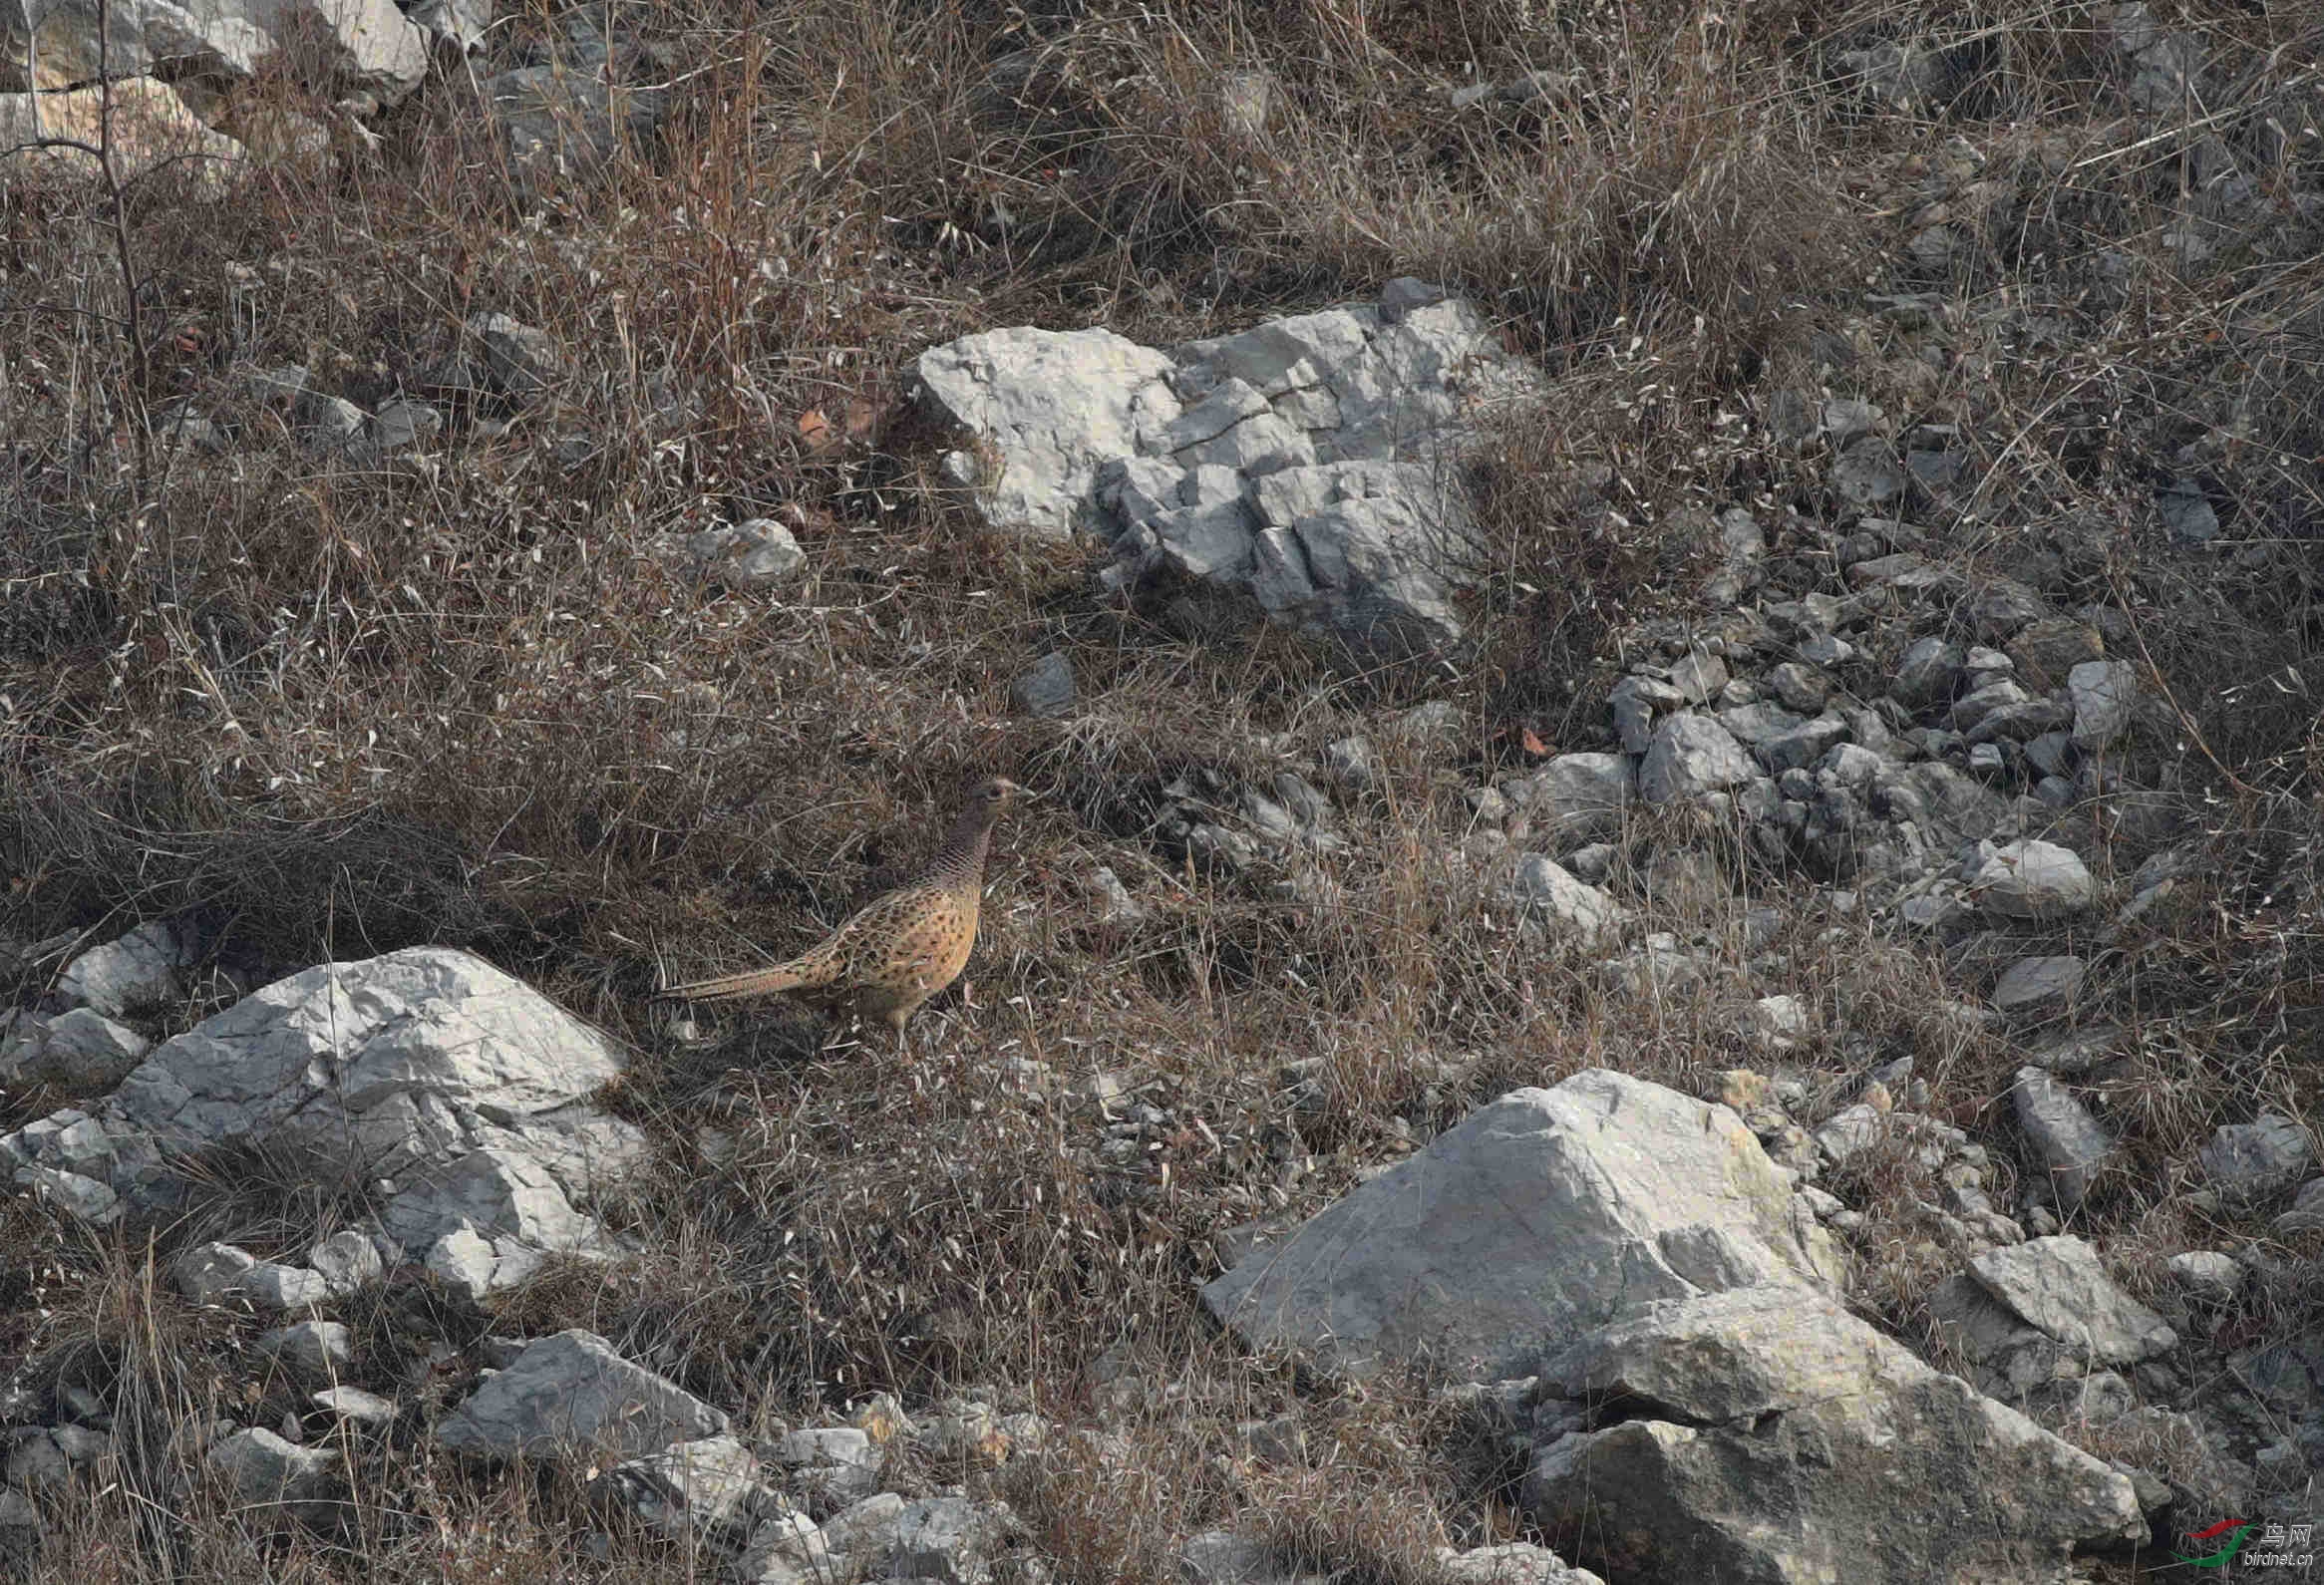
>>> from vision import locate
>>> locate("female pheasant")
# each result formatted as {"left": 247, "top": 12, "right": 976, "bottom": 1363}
{"left": 658, "top": 777, "right": 1022, "bottom": 1056}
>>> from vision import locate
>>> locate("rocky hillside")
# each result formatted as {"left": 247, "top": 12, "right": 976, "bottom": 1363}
{"left": 1, "top": 0, "right": 2320, "bottom": 1580}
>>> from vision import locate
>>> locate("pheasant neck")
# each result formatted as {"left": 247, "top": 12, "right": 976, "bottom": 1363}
{"left": 932, "top": 804, "right": 998, "bottom": 884}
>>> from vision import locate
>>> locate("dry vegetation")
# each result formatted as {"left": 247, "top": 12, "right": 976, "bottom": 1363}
{"left": 2, "top": 0, "right": 2322, "bottom": 1578}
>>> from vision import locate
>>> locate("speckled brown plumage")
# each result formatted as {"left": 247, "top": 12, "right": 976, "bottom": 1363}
{"left": 658, "top": 778, "right": 1021, "bottom": 1053}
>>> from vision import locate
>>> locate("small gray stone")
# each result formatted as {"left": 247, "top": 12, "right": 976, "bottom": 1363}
{"left": 205, "top": 1427, "right": 342, "bottom": 1514}
{"left": 0, "top": 1487, "right": 34, "bottom": 1530}
{"left": 174, "top": 1243, "right": 259, "bottom": 1305}
{"left": 1891, "top": 637, "right": 1962, "bottom": 709}
{"left": 18, "top": 1008, "right": 151, "bottom": 1090}
{"left": 2199, "top": 1113, "right": 2313, "bottom": 1202}
{"left": 889, "top": 1494, "right": 1010, "bottom": 1583}
{"left": 1514, "top": 753, "right": 1635, "bottom": 837}
{"left": 2164, "top": 1251, "right": 2243, "bottom": 1304}
{"left": 732, "top": 1509, "right": 830, "bottom": 1583}
{"left": 2271, "top": 1177, "right": 2324, "bottom": 1234}
{"left": 2067, "top": 659, "right": 2139, "bottom": 751}
{"left": 1769, "top": 662, "right": 1829, "bottom": 712}
{"left": 258, "top": 1321, "right": 354, "bottom": 1383}
{"left": 1757, "top": 715, "right": 1850, "bottom": 775}
{"left": 56, "top": 920, "right": 185, "bottom": 1019}
{"left": 467, "top": 312, "right": 562, "bottom": 399}
{"left": 607, "top": 1434, "right": 784, "bottom": 1545}
{"left": 770, "top": 1426, "right": 882, "bottom": 1510}
{"left": 668, "top": 518, "right": 807, "bottom": 588}
{"left": 2012, "top": 1068, "right": 2112, "bottom": 1216}
{"left": 1009, "top": 653, "right": 1076, "bottom": 717}
{"left": 1508, "top": 857, "right": 1628, "bottom": 946}
{"left": 1640, "top": 714, "right": 1755, "bottom": 803}
{"left": 1609, "top": 674, "right": 1685, "bottom": 754}
{"left": 311, "top": 1386, "right": 399, "bottom": 1426}
{"left": 308, "top": 1229, "right": 386, "bottom": 1296}
{"left": 14, "top": 1165, "right": 119, "bottom": 1224}
{"left": 242, "top": 1262, "right": 334, "bottom": 1313}
{"left": 819, "top": 1489, "right": 906, "bottom": 1562}
{"left": 1665, "top": 649, "right": 1728, "bottom": 705}
{"left": 1992, "top": 956, "right": 2086, "bottom": 1018}
{"left": 1951, "top": 680, "right": 2031, "bottom": 733}
{"left": 1969, "top": 840, "right": 2095, "bottom": 919}
{"left": 2156, "top": 479, "right": 2217, "bottom": 542}
{"left": 1833, "top": 439, "right": 1903, "bottom": 507}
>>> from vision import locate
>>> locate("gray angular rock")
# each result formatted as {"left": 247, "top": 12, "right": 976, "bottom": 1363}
{"left": 1525, "top": 1288, "right": 2142, "bottom": 1583}
{"left": 1009, "top": 652, "right": 1076, "bottom": 717}
{"left": 2012, "top": 1068, "right": 2112, "bottom": 1216}
{"left": 1756, "top": 714, "right": 1849, "bottom": 775}
{"left": 56, "top": 920, "right": 185, "bottom": 1019}
{"left": 12, "top": 1008, "right": 151, "bottom": 1091}
{"left": 485, "top": 67, "right": 669, "bottom": 191}
{"left": 2156, "top": 477, "right": 2217, "bottom": 541}
{"left": 435, "top": 1330, "right": 728, "bottom": 1460}
{"left": 606, "top": 1434, "right": 784, "bottom": 1545}
{"left": 424, "top": 1226, "right": 545, "bottom": 1303}
{"left": 258, "top": 1320, "right": 353, "bottom": 1382}
{"left": 1968, "top": 1235, "right": 2176, "bottom": 1365}
{"left": 1639, "top": 714, "right": 1755, "bottom": 804}
{"left": 307, "top": 1229, "right": 385, "bottom": 1296}
{"left": 918, "top": 326, "right": 1179, "bottom": 542}
{"left": 2068, "top": 659, "right": 2139, "bottom": 751}
{"left": 928, "top": 283, "right": 1535, "bottom": 657}
{"left": 891, "top": 1495, "right": 1012, "bottom": 1584}
{"left": 242, "top": 1261, "right": 333, "bottom": 1312}
{"left": 2274, "top": 1177, "right": 2324, "bottom": 1234}
{"left": 818, "top": 1489, "right": 907, "bottom": 1564}
{"left": 382, "top": 1145, "right": 602, "bottom": 1263}
{"left": 1513, "top": 753, "right": 1635, "bottom": 837}
{"left": 1767, "top": 662, "right": 1827, "bottom": 713}
{"left": 733, "top": 1511, "right": 830, "bottom": 1584}
{"left": 2165, "top": 1251, "right": 2244, "bottom": 1304}
{"left": 205, "top": 1426, "right": 342, "bottom": 1517}
{"left": 769, "top": 1426, "right": 882, "bottom": 1511}
{"left": 311, "top": 1386, "right": 398, "bottom": 1426}
{"left": 1609, "top": 674, "right": 1683, "bottom": 753}
{"left": 665, "top": 518, "right": 806, "bottom": 588}
{"left": 1716, "top": 701, "right": 1806, "bottom": 748}
{"left": 1508, "top": 857, "right": 1628, "bottom": 947}
{"left": 104, "top": 946, "right": 647, "bottom": 1218}
{"left": 13, "top": 1164, "right": 119, "bottom": 1224}
{"left": 1833, "top": 439, "right": 1903, "bottom": 507}
{"left": 1968, "top": 840, "right": 2094, "bottom": 919}
{"left": 1201, "top": 1070, "right": 1840, "bottom": 1382}
{"left": 173, "top": 1241, "right": 258, "bottom": 1305}
{"left": 1992, "top": 956, "right": 2085, "bottom": 1018}
{"left": 2199, "top": 1112, "right": 2313, "bottom": 1201}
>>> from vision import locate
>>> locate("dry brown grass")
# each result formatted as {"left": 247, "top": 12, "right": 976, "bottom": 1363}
{"left": 4, "top": 0, "right": 2324, "bottom": 1578}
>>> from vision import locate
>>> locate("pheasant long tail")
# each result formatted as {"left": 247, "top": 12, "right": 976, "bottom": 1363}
{"left": 657, "top": 957, "right": 820, "bottom": 1004}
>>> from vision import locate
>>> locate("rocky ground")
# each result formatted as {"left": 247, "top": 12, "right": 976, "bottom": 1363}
{"left": 2, "top": 0, "right": 2322, "bottom": 1581}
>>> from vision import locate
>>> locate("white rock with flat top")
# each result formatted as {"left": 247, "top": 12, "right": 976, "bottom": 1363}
{"left": 68, "top": 947, "right": 649, "bottom": 1293}
{"left": 1201, "top": 1069, "right": 1840, "bottom": 1381}
{"left": 918, "top": 280, "right": 1537, "bottom": 656}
